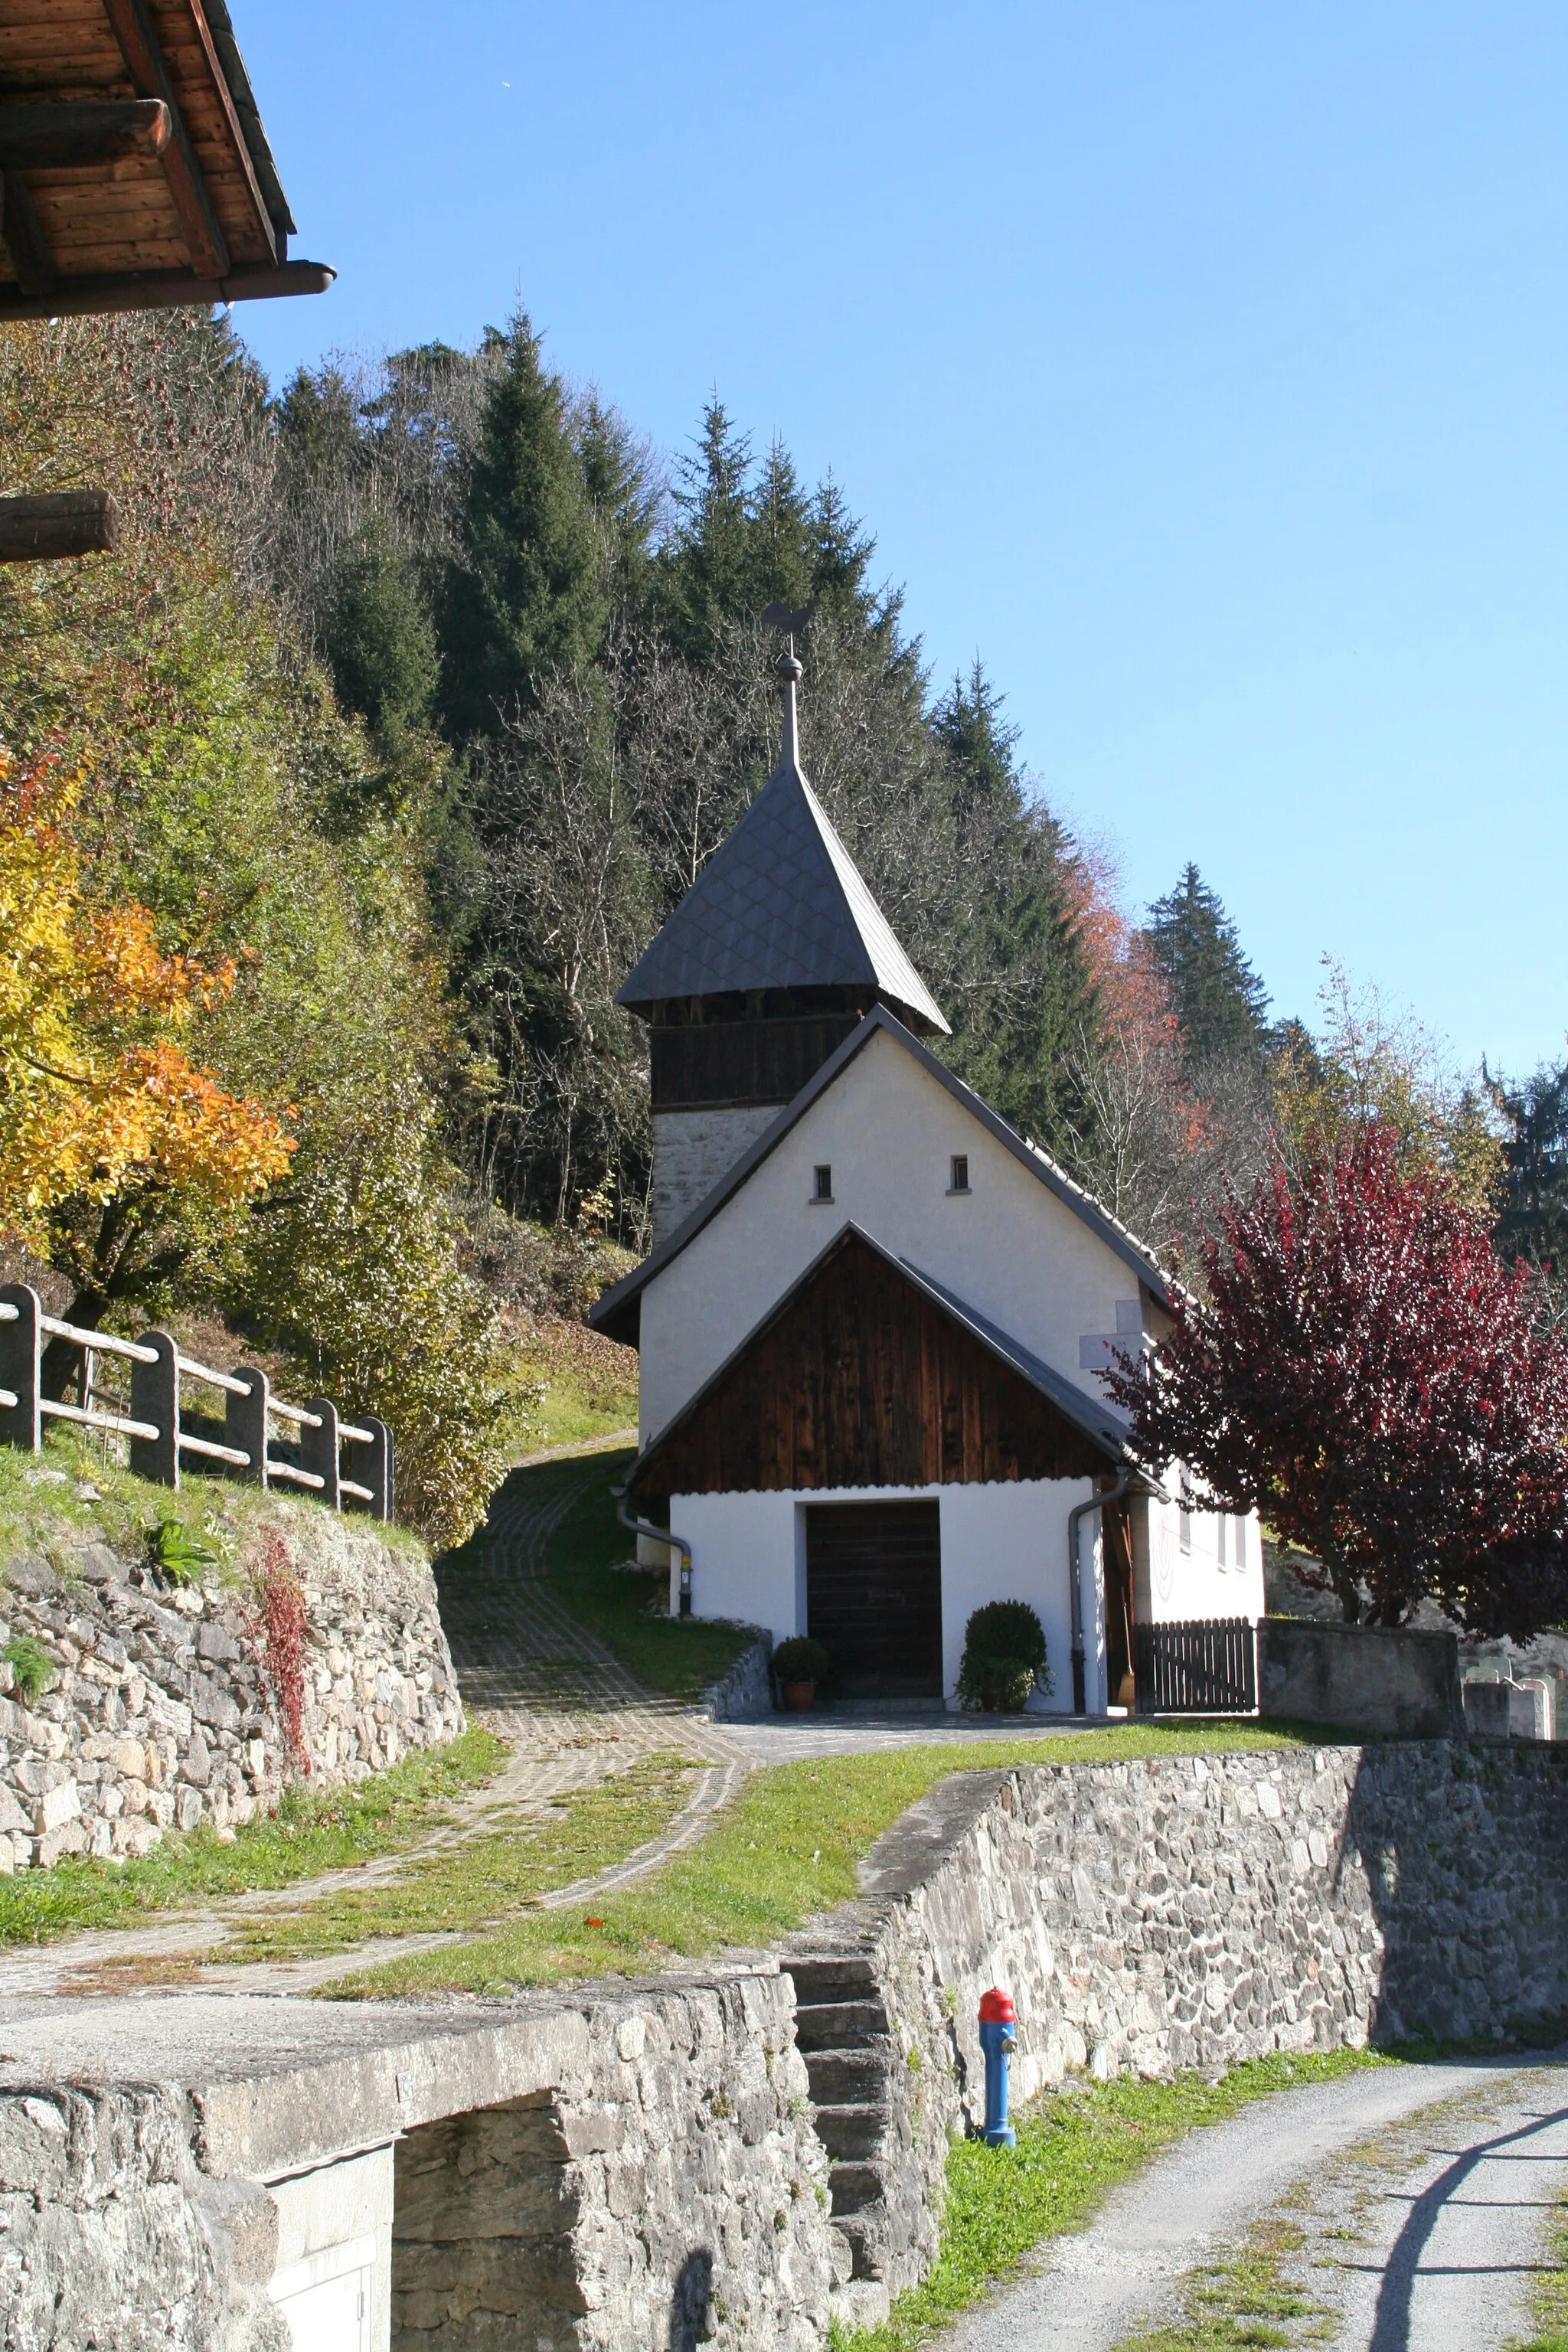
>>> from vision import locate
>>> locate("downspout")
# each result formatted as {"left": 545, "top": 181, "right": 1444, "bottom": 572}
{"left": 1067, "top": 1468, "right": 1132, "bottom": 1716}
{"left": 612, "top": 1485, "right": 694, "bottom": 1619}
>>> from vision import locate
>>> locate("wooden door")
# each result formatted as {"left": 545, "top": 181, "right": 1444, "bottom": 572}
{"left": 1104, "top": 1499, "right": 1136, "bottom": 1710}
{"left": 805, "top": 1500, "right": 943, "bottom": 1697}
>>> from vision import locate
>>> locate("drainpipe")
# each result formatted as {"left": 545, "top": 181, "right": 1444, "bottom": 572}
{"left": 1067, "top": 1468, "right": 1132, "bottom": 1716}
{"left": 612, "top": 1485, "right": 694, "bottom": 1618}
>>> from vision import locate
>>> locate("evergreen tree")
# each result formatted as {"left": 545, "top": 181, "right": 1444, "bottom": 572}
{"left": 1491, "top": 1060, "right": 1568, "bottom": 1277}
{"left": 322, "top": 509, "right": 438, "bottom": 748}
{"left": 436, "top": 313, "right": 607, "bottom": 740}
{"left": 929, "top": 663, "right": 1102, "bottom": 1154}
{"left": 1145, "top": 864, "right": 1270, "bottom": 1067}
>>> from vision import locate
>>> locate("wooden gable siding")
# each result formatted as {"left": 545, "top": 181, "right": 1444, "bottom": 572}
{"left": 631, "top": 1229, "right": 1107, "bottom": 1501}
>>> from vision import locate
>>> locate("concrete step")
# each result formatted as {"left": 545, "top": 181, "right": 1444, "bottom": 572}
{"left": 787, "top": 1952, "right": 880, "bottom": 2005}
{"left": 815, "top": 2102, "right": 893, "bottom": 2162}
{"left": 805, "top": 2048, "right": 892, "bottom": 2106}
{"left": 826, "top": 2159, "right": 892, "bottom": 2217}
{"left": 794, "top": 2000, "right": 888, "bottom": 2051}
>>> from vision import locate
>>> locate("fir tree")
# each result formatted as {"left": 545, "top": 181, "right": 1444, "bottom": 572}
{"left": 436, "top": 313, "right": 607, "bottom": 740}
{"left": 1490, "top": 1060, "right": 1568, "bottom": 1279}
{"left": 1145, "top": 864, "right": 1270, "bottom": 1068}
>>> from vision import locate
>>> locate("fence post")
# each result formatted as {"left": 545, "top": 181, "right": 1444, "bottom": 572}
{"left": 353, "top": 1416, "right": 394, "bottom": 1522}
{"left": 129, "top": 1331, "right": 179, "bottom": 1489}
{"left": 0, "top": 1285, "right": 41, "bottom": 1455}
{"left": 227, "top": 1367, "right": 270, "bottom": 1487}
{"left": 302, "top": 1396, "right": 340, "bottom": 1510}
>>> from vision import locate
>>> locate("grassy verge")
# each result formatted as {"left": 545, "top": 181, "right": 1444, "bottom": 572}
{"left": 219, "top": 1749, "right": 698, "bottom": 1967}
{"left": 512, "top": 1315, "right": 639, "bottom": 1450}
{"left": 0, "top": 1727, "right": 504, "bottom": 1945}
{"left": 837, "top": 2048, "right": 1390, "bottom": 2352}
{"left": 1514, "top": 2191, "right": 1568, "bottom": 2352}
{"left": 335, "top": 1719, "right": 1325, "bottom": 2000}
{"left": 537, "top": 1455, "right": 760, "bottom": 1702}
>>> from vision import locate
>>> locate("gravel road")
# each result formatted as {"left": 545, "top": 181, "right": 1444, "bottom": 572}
{"left": 937, "top": 2051, "right": 1568, "bottom": 2352}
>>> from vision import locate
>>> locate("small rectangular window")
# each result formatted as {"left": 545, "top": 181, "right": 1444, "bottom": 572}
{"left": 949, "top": 1154, "right": 969, "bottom": 1194}
{"left": 812, "top": 1164, "right": 833, "bottom": 1203}
{"left": 1178, "top": 1472, "right": 1193, "bottom": 1554}
{"left": 1217, "top": 1514, "right": 1228, "bottom": 1569}
{"left": 1233, "top": 1516, "right": 1246, "bottom": 1569}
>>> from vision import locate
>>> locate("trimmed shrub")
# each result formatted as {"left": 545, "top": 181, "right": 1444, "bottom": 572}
{"left": 956, "top": 1599, "right": 1052, "bottom": 1713}
{"left": 773, "top": 1635, "right": 830, "bottom": 1684}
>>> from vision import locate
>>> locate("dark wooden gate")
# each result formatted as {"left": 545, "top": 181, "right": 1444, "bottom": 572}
{"left": 805, "top": 1500, "right": 943, "bottom": 1697}
{"left": 1133, "top": 1618, "right": 1257, "bottom": 1715}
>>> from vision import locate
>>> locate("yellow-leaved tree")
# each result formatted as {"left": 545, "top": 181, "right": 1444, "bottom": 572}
{"left": 0, "top": 743, "right": 293, "bottom": 1384}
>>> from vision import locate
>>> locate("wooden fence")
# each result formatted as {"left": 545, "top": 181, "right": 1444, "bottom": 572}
{"left": 1133, "top": 1615, "right": 1257, "bottom": 1716}
{"left": 0, "top": 1283, "right": 391, "bottom": 1520}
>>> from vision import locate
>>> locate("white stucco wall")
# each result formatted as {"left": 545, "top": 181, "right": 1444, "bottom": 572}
{"left": 1138, "top": 1485, "right": 1266, "bottom": 1624}
{"left": 670, "top": 1476, "right": 1096, "bottom": 1713}
{"left": 639, "top": 1027, "right": 1158, "bottom": 1442}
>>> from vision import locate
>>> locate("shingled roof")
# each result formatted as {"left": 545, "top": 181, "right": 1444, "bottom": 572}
{"left": 616, "top": 675, "right": 949, "bottom": 1035}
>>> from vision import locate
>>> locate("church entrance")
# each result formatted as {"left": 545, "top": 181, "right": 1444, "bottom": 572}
{"left": 805, "top": 1499, "right": 943, "bottom": 1699}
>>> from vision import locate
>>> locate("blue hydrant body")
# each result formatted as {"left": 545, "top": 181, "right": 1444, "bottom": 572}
{"left": 978, "top": 1988, "right": 1017, "bottom": 2146}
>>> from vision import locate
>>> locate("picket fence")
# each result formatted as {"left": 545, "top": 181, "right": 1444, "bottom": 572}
{"left": 0, "top": 1283, "right": 391, "bottom": 1520}
{"left": 1132, "top": 1615, "right": 1257, "bottom": 1716}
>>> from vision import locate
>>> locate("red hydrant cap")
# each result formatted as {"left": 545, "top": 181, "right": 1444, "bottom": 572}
{"left": 978, "top": 1988, "right": 1016, "bottom": 2024}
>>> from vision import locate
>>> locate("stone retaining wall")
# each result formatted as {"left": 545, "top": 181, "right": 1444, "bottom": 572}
{"left": 793, "top": 1738, "right": 1568, "bottom": 2293}
{"left": 0, "top": 1501, "right": 462, "bottom": 1870}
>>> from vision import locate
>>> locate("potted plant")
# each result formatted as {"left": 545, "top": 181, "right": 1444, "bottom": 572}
{"left": 773, "top": 1635, "right": 831, "bottom": 1712}
{"left": 956, "top": 1600, "right": 1053, "bottom": 1714}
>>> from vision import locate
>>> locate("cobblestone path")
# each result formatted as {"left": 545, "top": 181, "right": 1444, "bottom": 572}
{"left": 0, "top": 1444, "right": 750, "bottom": 1998}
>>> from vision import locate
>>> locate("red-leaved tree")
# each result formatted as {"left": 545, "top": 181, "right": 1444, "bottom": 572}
{"left": 1102, "top": 1125, "right": 1568, "bottom": 1635}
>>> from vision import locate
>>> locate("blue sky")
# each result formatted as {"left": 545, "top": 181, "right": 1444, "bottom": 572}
{"left": 234, "top": 2, "right": 1568, "bottom": 1077}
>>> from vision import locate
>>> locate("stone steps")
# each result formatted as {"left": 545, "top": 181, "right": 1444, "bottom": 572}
{"left": 789, "top": 1948, "right": 900, "bottom": 2278}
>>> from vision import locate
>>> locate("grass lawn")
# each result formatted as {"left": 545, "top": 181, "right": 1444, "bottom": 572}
{"left": 335, "top": 1719, "right": 1325, "bottom": 2000}
{"left": 836, "top": 2047, "right": 1392, "bottom": 2352}
{"left": 538, "top": 1454, "right": 760, "bottom": 1703}
{"left": 0, "top": 1727, "right": 505, "bottom": 1945}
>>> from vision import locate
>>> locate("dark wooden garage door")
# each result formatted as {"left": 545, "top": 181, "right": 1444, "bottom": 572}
{"left": 805, "top": 1501, "right": 942, "bottom": 1697}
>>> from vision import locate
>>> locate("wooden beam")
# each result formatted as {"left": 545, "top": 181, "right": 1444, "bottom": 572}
{"left": 0, "top": 100, "right": 171, "bottom": 171}
{"left": 100, "top": 0, "right": 229, "bottom": 279}
{"left": 0, "top": 492, "right": 120, "bottom": 564}
{"left": 185, "top": 0, "right": 279, "bottom": 263}
{"left": 0, "top": 257, "right": 334, "bottom": 322}
{"left": 0, "top": 170, "right": 54, "bottom": 299}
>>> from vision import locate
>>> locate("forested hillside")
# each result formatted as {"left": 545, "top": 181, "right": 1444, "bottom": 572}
{"left": 3, "top": 303, "right": 1560, "bottom": 1540}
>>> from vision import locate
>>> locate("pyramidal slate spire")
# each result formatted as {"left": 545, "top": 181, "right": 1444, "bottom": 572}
{"left": 616, "top": 655, "right": 949, "bottom": 1035}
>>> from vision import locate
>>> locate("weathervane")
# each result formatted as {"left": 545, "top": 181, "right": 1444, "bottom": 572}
{"left": 762, "top": 599, "right": 814, "bottom": 769}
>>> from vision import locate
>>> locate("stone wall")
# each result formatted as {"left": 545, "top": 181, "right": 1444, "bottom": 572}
{"left": 0, "top": 1500, "right": 462, "bottom": 1870}
{"left": 393, "top": 1972, "right": 838, "bottom": 2352}
{"left": 0, "top": 2074, "right": 286, "bottom": 2352}
{"left": 1259, "top": 1617, "right": 1462, "bottom": 1737}
{"left": 696, "top": 1633, "right": 774, "bottom": 1723}
{"left": 789, "top": 1738, "right": 1568, "bottom": 2293}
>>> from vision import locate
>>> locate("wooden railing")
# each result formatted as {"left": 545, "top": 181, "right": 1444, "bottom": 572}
{"left": 1133, "top": 1616, "right": 1257, "bottom": 1716}
{"left": 0, "top": 1283, "right": 391, "bottom": 1520}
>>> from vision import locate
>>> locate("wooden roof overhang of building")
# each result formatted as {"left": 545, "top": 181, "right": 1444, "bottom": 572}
{"left": 591, "top": 1003, "right": 1175, "bottom": 1348}
{"left": 626, "top": 1221, "right": 1132, "bottom": 1505}
{"left": 0, "top": 1, "right": 331, "bottom": 562}
{"left": 0, "top": 0, "right": 331, "bottom": 322}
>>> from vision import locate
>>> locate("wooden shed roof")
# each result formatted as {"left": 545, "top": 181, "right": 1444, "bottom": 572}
{"left": 0, "top": 0, "right": 331, "bottom": 319}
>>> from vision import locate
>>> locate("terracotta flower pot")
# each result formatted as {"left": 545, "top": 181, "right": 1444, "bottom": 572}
{"left": 782, "top": 1679, "right": 817, "bottom": 1713}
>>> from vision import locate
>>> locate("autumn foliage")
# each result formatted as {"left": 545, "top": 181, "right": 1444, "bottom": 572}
{"left": 0, "top": 743, "right": 292, "bottom": 1246}
{"left": 1104, "top": 1125, "right": 1568, "bottom": 1636}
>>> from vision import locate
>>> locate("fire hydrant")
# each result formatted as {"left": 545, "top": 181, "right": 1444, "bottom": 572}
{"left": 978, "top": 1988, "right": 1018, "bottom": 2146}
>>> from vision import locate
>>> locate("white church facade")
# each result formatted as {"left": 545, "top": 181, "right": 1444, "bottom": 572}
{"left": 592, "top": 658, "right": 1263, "bottom": 1715}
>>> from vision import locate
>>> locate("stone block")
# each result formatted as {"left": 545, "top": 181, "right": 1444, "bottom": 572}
{"left": 34, "top": 1780, "right": 80, "bottom": 1835}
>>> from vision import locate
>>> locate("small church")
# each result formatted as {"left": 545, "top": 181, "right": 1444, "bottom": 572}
{"left": 592, "top": 654, "right": 1263, "bottom": 1714}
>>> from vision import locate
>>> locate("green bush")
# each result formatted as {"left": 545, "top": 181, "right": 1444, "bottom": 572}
{"left": 956, "top": 1600, "right": 1051, "bottom": 1713}
{"left": 773, "top": 1635, "right": 830, "bottom": 1684}
{"left": 3, "top": 1635, "right": 54, "bottom": 1704}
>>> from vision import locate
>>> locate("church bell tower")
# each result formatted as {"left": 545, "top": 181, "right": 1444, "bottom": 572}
{"left": 617, "top": 652, "right": 949, "bottom": 1243}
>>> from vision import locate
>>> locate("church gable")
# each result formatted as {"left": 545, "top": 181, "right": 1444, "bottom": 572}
{"left": 628, "top": 1225, "right": 1116, "bottom": 1503}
